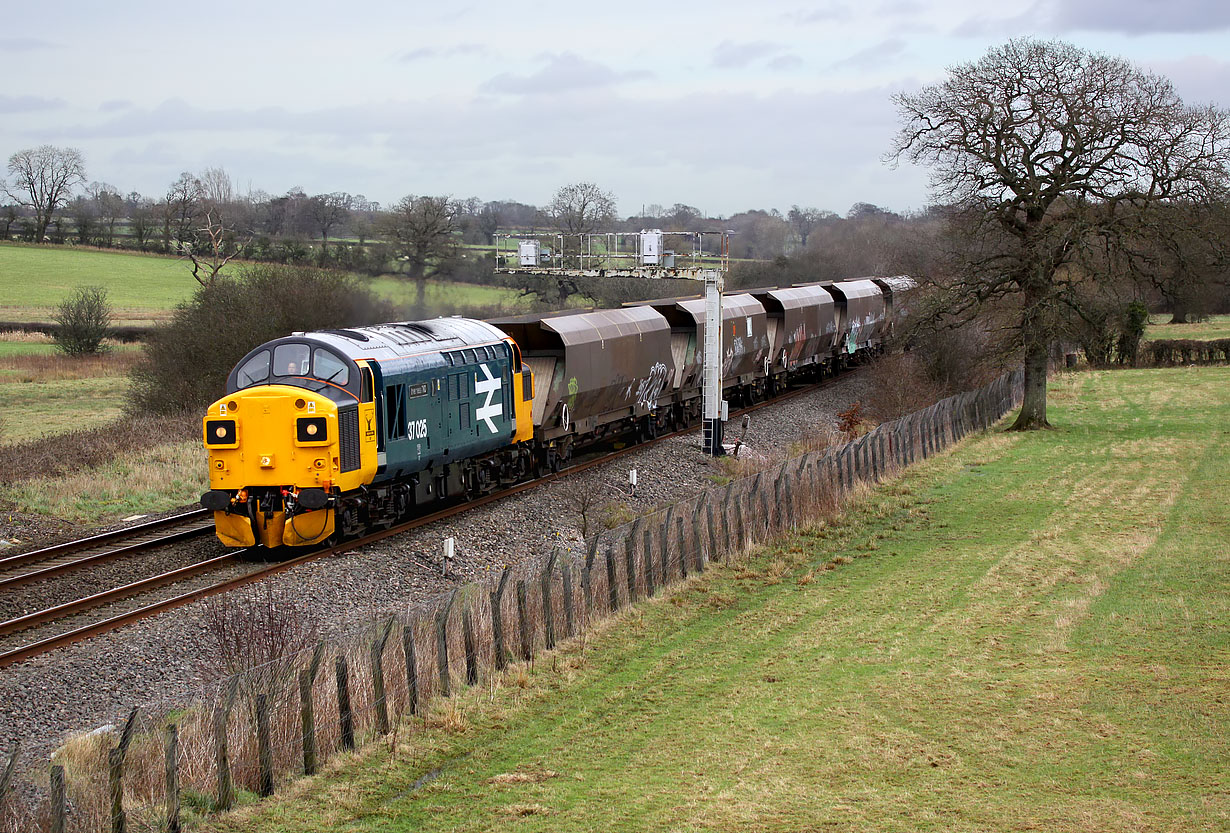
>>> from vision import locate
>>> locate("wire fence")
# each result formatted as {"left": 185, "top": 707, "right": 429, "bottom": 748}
{"left": 0, "top": 371, "right": 1023, "bottom": 832}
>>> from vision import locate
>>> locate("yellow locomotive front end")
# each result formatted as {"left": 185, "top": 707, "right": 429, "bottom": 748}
{"left": 201, "top": 338, "right": 377, "bottom": 549}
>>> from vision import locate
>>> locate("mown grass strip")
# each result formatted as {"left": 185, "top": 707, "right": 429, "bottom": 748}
{"left": 200, "top": 367, "right": 1228, "bottom": 833}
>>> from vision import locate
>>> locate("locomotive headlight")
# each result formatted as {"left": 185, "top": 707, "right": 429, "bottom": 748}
{"left": 205, "top": 419, "right": 237, "bottom": 447}
{"left": 296, "top": 417, "right": 329, "bottom": 444}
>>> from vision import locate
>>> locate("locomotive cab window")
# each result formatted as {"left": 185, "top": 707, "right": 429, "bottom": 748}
{"left": 274, "top": 344, "right": 310, "bottom": 377}
{"left": 236, "top": 351, "right": 270, "bottom": 388}
{"left": 360, "top": 365, "right": 374, "bottom": 403}
{"left": 313, "top": 348, "right": 349, "bottom": 386}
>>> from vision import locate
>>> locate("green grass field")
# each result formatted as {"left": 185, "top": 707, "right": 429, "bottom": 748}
{"left": 1145, "top": 314, "right": 1230, "bottom": 341}
{"left": 0, "top": 243, "right": 196, "bottom": 325}
{"left": 200, "top": 366, "right": 1229, "bottom": 833}
{"left": 365, "top": 275, "right": 531, "bottom": 314}
{"left": 0, "top": 243, "right": 532, "bottom": 326}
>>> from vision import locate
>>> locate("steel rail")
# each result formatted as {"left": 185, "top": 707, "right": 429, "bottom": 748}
{"left": 0, "top": 371, "right": 849, "bottom": 667}
{"left": 0, "top": 509, "right": 213, "bottom": 575}
{"left": 0, "top": 553, "right": 243, "bottom": 639}
{"left": 0, "top": 521, "right": 216, "bottom": 591}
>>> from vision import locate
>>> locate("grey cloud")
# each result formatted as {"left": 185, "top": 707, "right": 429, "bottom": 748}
{"left": 0, "top": 37, "right": 58, "bottom": 52}
{"left": 1048, "top": 0, "right": 1230, "bottom": 34}
{"left": 0, "top": 94, "right": 65, "bottom": 114}
{"left": 44, "top": 80, "right": 924, "bottom": 216}
{"left": 830, "top": 38, "right": 907, "bottom": 70}
{"left": 768, "top": 54, "right": 806, "bottom": 71}
{"left": 1146, "top": 55, "right": 1230, "bottom": 105}
{"left": 712, "top": 41, "right": 784, "bottom": 69}
{"left": 398, "top": 47, "right": 436, "bottom": 62}
{"left": 480, "top": 53, "right": 650, "bottom": 95}
{"left": 786, "top": 4, "right": 852, "bottom": 24}
{"left": 100, "top": 100, "right": 132, "bottom": 112}
{"left": 398, "top": 44, "right": 487, "bottom": 63}
{"left": 955, "top": 0, "right": 1230, "bottom": 37}
{"left": 952, "top": 8, "right": 1037, "bottom": 37}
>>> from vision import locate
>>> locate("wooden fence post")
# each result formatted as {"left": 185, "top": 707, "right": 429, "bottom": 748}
{"left": 773, "top": 474, "right": 784, "bottom": 531}
{"left": 561, "top": 556, "right": 576, "bottom": 638}
{"left": 516, "top": 579, "right": 533, "bottom": 662}
{"left": 583, "top": 537, "right": 599, "bottom": 618}
{"left": 492, "top": 567, "right": 512, "bottom": 671}
{"left": 371, "top": 618, "right": 395, "bottom": 734}
{"left": 0, "top": 743, "right": 16, "bottom": 813}
{"left": 109, "top": 748, "right": 125, "bottom": 833}
{"left": 299, "top": 670, "right": 317, "bottom": 775}
{"left": 689, "top": 505, "right": 704, "bottom": 569}
{"left": 49, "top": 763, "right": 66, "bottom": 833}
{"left": 605, "top": 542, "right": 619, "bottom": 612}
{"left": 718, "top": 489, "right": 728, "bottom": 561}
{"left": 462, "top": 604, "right": 479, "bottom": 686}
{"left": 705, "top": 498, "right": 717, "bottom": 567}
{"left": 336, "top": 655, "right": 354, "bottom": 750}
{"left": 643, "top": 525, "right": 656, "bottom": 597}
{"left": 165, "top": 724, "right": 180, "bottom": 833}
{"left": 683, "top": 514, "right": 703, "bottom": 570}
{"left": 733, "top": 484, "right": 742, "bottom": 556}
{"left": 541, "top": 551, "right": 557, "bottom": 651}
{"left": 255, "top": 694, "right": 273, "bottom": 797}
{"left": 109, "top": 707, "right": 138, "bottom": 833}
{"left": 624, "top": 524, "right": 640, "bottom": 603}
{"left": 402, "top": 625, "right": 419, "bottom": 715}
{"left": 213, "top": 709, "right": 233, "bottom": 811}
{"left": 436, "top": 591, "right": 456, "bottom": 698}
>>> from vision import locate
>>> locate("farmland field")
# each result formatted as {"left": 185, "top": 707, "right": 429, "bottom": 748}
{"left": 0, "top": 243, "right": 532, "bottom": 325}
{"left": 201, "top": 366, "right": 1229, "bottom": 833}
{"left": 1145, "top": 313, "right": 1230, "bottom": 341}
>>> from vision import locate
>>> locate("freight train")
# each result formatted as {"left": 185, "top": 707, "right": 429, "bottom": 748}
{"left": 200, "top": 276, "right": 914, "bottom": 549}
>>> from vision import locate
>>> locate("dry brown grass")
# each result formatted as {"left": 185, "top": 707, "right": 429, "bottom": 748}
{"left": 0, "top": 346, "right": 139, "bottom": 383}
{"left": 0, "top": 412, "right": 198, "bottom": 484}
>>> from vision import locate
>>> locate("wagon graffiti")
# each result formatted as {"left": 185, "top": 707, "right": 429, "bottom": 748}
{"left": 632, "top": 362, "right": 670, "bottom": 409}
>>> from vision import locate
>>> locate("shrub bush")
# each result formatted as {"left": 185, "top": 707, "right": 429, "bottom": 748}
{"left": 53, "top": 285, "right": 113, "bottom": 356}
{"left": 129, "top": 264, "right": 393, "bottom": 415}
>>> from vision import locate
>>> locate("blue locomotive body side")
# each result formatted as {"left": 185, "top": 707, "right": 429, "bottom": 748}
{"left": 371, "top": 341, "right": 517, "bottom": 485}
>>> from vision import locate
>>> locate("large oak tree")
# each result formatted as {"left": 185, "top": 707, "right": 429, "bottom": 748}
{"left": 4, "top": 145, "right": 86, "bottom": 243}
{"left": 891, "top": 38, "right": 1230, "bottom": 429}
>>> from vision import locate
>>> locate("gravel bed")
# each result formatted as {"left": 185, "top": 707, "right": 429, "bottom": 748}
{"left": 0, "top": 370, "right": 871, "bottom": 779}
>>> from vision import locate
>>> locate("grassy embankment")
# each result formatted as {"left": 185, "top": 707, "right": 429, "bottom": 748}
{"left": 197, "top": 366, "right": 1228, "bottom": 833}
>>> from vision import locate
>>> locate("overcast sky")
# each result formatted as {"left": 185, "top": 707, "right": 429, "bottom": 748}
{"left": 3, "top": 0, "right": 1229, "bottom": 217}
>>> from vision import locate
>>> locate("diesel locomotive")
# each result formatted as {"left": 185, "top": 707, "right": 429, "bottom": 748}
{"left": 201, "top": 276, "right": 913, "bottom": 550}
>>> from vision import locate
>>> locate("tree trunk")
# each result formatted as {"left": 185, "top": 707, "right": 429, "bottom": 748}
{"left": 1010, "top": 339, "right": 1051, "bottom": 430}
{"left": 414, "top": 276, "right": 427, "bottom": 317}
{"left": 1168, "top": 307, "right": 1190, "bottom": 324}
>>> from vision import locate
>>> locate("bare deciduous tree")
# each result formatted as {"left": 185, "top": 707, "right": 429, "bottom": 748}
{"left": 303, "top": 191, "right": 353, "bottom": 254}
{"left": 380, "top": 194, "right": 458, "bottom": 312}
{"left": 169, "top": 168, "right": 251, "bottom": 287}
{"left": 3, "top": 145, "right": 86, "bottom": 242}
{"left": 547, "top": 182, "right": 616, "bottom": 235}
{"left": 891, "top": 38, "right": 1230, "bottom": 429}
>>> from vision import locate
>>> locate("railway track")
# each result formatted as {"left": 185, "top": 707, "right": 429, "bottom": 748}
{"left": 0, "top": 508, "right": 214, "bottom": 589}
{"left": 0, "top": 373, "right": 844, "bottom": 669}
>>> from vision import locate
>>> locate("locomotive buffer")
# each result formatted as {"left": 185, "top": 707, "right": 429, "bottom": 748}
{"left": 496, "top": 229, "right": 730, "bottom": 456}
